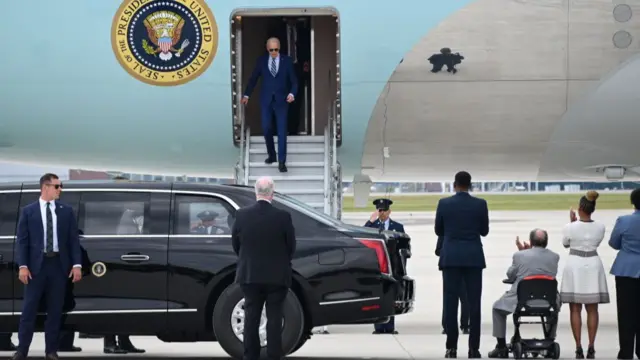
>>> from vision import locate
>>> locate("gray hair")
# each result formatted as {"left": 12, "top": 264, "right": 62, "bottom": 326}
{"left": 529, "top": 228, "right": 548, "bottom": 248}
{"left": 266, "top": 37, "right": 280, "bottom": 46}
{"left": 254, "top": 176, "right": 275, "bottom": 200}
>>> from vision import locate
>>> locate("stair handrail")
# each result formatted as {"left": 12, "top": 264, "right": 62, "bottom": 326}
{"left": 243, "top": 126, "right": 250, "bottom": 185}
{"left": 236, "top": 107, "right": 246, "bottom": 184}
{"left": 335, "top": 161, "right": 342, "bottom": 220}
{"left": 323, "top": 123, "right": 331, "bottom": 215}
{"left": 330, "top": 99, "right": 339, "bottom": 218}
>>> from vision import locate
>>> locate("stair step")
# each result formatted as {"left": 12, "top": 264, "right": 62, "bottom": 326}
{"left": 249, "top": 161, "right": 324, "bottom": 168}
{"left": 249, "top": 175, "right": 323, "bottom": 181}
{"left": 250, "top": 136, "right": 324, "bottom": 143}
{"left": 249, "top": 148, "right": 323, "bottom": 154}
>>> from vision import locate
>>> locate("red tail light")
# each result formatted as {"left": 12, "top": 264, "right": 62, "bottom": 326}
{"left": 358, "top": 239, "right": 389, "bottom": 274}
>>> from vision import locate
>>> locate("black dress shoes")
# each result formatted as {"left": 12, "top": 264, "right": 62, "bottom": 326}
{"left": 265, "top": 157, "right": 276, "bottom": 164}
{"left": 278, "top": 162, "right": 287, "bottom": 172}
{"left": 469, "top": 349, "right": 482, "bottom": 358}
{"left": 445, "top": 349, "right": 457, "bottom": 358}
{"left": 45, "top": 353, "right": 60, "bottom": 360}
{"left": 11, "top": 352, "right": 25, "bottom": 360}
{"left": 488, "top": 347, "right": 508, "bottom": 358}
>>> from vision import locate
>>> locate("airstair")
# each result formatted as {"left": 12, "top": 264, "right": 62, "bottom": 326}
{"left": 234, "top": 101, "right": 342, "bottom": 219}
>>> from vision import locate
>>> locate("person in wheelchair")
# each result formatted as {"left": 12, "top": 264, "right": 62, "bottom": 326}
{"left": 488, "top": 229, "right": 560, "bottom": 358}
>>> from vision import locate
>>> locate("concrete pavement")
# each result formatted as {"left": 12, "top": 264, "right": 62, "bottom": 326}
{"left": 0, "top": 209, "right": 631, "bottom": 359}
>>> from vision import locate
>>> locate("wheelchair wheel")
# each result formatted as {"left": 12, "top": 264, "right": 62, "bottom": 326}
{"left": 512, "top": 342, "right": 523, "bottom": 359}
{"left": 549, "top": 342, "right": 560, "bottom": 359}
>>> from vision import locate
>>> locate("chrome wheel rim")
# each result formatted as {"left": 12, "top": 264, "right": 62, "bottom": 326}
{"left": 230, "top": 297, "right": 286, "bottom": 347}
{"left": 231, "top": 298, "right": 268, "bottom": 347}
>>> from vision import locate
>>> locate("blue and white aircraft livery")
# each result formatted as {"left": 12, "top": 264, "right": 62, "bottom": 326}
{"left": 2, "top": 0, "right": 639, "bottom": 181}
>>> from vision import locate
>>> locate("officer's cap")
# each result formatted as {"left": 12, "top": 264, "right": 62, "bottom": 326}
{"left": 197, "top": 210, "right": 218, "bottom": 221}
{"left": 373, "top": 198, "right": 393, "bottom": 211}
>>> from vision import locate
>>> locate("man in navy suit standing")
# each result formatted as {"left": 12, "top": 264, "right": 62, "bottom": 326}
{"left": 435, "top": 171, "right": 489, "bottom": 358}
{"left": 242, "top": 37, "right": 298, "bottom": 173}
{"left": 364, "top": 198, "right": 405, "bottom": 334}
{"left": 13, "top": 173, "right": 82, "bottom": 360}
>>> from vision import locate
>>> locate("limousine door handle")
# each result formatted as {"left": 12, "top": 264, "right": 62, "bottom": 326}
{"left": 120, "top": 254, "right": 150, "bottom": 262}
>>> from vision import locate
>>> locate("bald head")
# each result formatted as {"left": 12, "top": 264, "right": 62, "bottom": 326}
{"left": 254, "top": 176, "right": 275, "bottom": 201}
{"left": 529, "top": 228, "right": 548, "bottom": 248}
{"left": 266, "top": 37, "right": 280, "bottom": 58}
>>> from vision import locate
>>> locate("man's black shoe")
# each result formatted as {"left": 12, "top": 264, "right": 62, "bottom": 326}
{"left": 265, "top": 157, "right": 276, "bottom": 164}
{"left": 445, "top": 349, "right": 457, "bottom": 358}
{"left": 279, "top": 162, "right": 287, "bottom": 172}
{"left": 487, "top": 347, "right": 508, "bottom": 358}
{"left": 469, "top": 349, "right": 482, "bottom": 358}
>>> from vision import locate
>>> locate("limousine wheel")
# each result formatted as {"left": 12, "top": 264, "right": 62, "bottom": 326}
{"left": 213, "top": 283, "right": 305, "bottom": 359}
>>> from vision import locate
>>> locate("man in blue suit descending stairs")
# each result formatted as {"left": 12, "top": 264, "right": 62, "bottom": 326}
{"left": 242, "top": 37, "right": 298, "bottom": 173}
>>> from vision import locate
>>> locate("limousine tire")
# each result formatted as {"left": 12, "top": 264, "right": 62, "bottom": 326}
{"left": 213, "top": 283, "right": 305, "bottom": 359}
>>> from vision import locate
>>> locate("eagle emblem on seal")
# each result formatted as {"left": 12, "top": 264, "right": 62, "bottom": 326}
{"left": 141, "top": 10, "right": 191, "bottom": 61}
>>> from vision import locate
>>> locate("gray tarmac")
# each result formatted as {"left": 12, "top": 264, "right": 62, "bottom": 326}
{"left": 0, "top": 209, "right": 632, "bottom": 359}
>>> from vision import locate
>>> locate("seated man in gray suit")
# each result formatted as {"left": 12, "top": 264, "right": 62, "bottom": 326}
{"left": 487, "top": 229, "right": 560, "bottom": 358}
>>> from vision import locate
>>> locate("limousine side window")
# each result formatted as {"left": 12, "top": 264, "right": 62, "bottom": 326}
{"left": 0, "top": 193, "right": 20, "bottom": 236}
{"left": 173, "top": 194, "right": 235, "bottom": 235}
{"left": 79, "top": 192, "right": 150, "bottom": 236}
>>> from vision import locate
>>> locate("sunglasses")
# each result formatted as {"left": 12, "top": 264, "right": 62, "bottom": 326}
{"left": 269, "top": 48, "right": 279, "bottom": 52}
{"left": 46, "top": 183, "right": 63, "bottom": 189}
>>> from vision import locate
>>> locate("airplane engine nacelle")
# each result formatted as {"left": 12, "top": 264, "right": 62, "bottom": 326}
{"left": 604, "top": 166, "right": 626, "bottom": 181}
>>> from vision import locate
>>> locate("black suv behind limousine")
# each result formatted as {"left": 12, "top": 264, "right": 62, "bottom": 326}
{"left": 0, "top": 181, "right": 415, "bottom": 358}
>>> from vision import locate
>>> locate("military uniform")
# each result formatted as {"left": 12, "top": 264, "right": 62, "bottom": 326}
{"left": 191, "top": 210, "right": 224, "bottom": 235}
{"left": 363, "top": 198, "right": 405, "bottom": 335}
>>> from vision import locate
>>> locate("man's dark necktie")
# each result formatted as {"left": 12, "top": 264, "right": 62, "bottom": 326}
{"left": 46, "top": 202, "right": 54, "bottom": 253}
{"left": 270, "top": 58, "right": 277, "bottom": 77}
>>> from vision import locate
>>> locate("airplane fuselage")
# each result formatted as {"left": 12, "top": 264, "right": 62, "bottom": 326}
{"left": 2, "top": 0, "right": 639, "bottom": 181}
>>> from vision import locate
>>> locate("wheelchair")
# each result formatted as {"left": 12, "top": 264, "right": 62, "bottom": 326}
{"left": 502, "top": 275, "right": 560, "bottom": 359}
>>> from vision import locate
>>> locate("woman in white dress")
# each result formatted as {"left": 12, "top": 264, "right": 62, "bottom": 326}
{"left": 560, "top": 190, "right": 610, "bottom": 359}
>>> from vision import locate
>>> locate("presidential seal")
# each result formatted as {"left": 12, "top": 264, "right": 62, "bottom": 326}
{"left": 111, "top": 0, "right": 218, "bottom": 86}
{"left": 91, "top": 262, "right": 107, "bottom": 278}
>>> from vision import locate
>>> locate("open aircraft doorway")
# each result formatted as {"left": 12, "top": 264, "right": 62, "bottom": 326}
{"left": 230, "top": 8, "right": 341, "bottom": 146}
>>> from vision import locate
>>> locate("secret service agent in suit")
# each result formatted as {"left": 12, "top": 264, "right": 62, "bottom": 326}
{"left": 487, "top": 229, "right": 560, "bottom": 358}
{"left": 364, "top": 198, "right": 404, "bottom": 334}
{"left": 436, "top": 236, "right": 470, "bottom": 335}
{"left": 242, "top": 37, "right": 298, "bottom": 173}
{"left": 13, "top": 173, "right": 82, "bottom": 360}
{"left": 608, "top": 188, "right": 640, "bottom": 360}
{"left": 435, "top": 171, "right": 489, "bottom": 359}
{"left": 232, "top": 176, "right": 297, "bottom": 360}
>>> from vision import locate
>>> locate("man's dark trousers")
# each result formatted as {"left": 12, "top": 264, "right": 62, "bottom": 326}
{"left": 18, "top": 255, "right": 67, "bottom": 356}
{"left": 241, "top": 284, "right": 288, "bottom": 360}
{"left": 443, "top": 267, "right": 482, "bottom": 351}
{"left": 442, "top": 273, "right": 469, "bottom": 331}
{"left": 261, "top": 96, "right": 289, "bottom": 163}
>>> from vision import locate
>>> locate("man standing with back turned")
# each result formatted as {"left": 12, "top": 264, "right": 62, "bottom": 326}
{"left": 435, "top": 171, "right": 489, "bottom": 358}
{"left": 242, "top": 37, "right": 298, "bottom": 173}
{"left": 232, "top": 176, "right": 297, "bottom": 360}
{"left": 13, "top": 173, "right": 82, "bottom": 360}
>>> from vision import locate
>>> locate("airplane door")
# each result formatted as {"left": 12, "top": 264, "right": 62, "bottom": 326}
{"left": 0, "top": 192, "right": 20, "bottom": 330}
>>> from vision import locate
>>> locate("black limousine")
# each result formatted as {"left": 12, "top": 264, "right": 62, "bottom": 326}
{"left": 0, "top": 181, "right": 415, "bottom": 358}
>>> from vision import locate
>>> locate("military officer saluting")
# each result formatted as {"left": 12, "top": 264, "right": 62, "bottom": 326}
{"left": 364, "top": 198, "right": 405, "bottom": 334}
{"left": 191, "top": 210, "right": 224, "bottom": 235}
